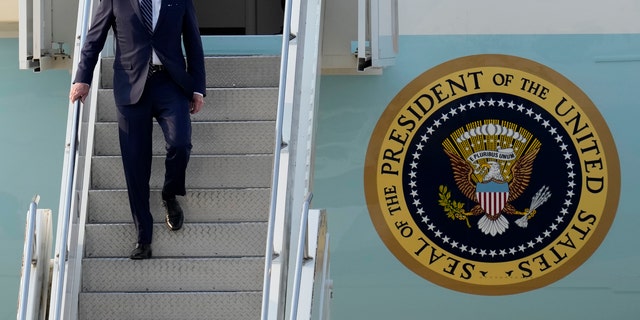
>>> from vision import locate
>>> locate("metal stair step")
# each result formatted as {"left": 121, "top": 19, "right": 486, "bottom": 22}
{"left": 78, "top": 292, "right": 261, "bottom": 320}
{"left": 97, "top": 87, "right": 278, "bottom": 122}
{"left": 82, "top": 257, "right": 264, "bottom": 292}
{"left": 84, "top": 222, "right": 267, "bottom": 258}
{"left": 87, "top": 189, "right": 270, "bottom": 223}
{"left": 100, "top": 56, "right": 280, "bottom": 89}
{"left": 93, "top": 121, "right": 275, "bottom": 156}
{"left": 91, "top": 155, "right": 273, "bottom": 189}
{"left": 79, "top": 53, "right": 279, "bottom": 320}
{"left": 201, "top": 55, "right": 280, "bottom": 87}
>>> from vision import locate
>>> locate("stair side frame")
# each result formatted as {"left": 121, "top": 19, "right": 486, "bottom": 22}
{"left": 265, "top": 0, "right": 332, "bottom": 318}
{"left": 49, "top": 59, "right": 101, "bottom": 320}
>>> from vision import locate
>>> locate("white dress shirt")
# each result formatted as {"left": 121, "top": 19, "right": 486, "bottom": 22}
{"left": 140, "top": 0, "right": 162, "bottom": 65}
{"left": 140, "top": 0, "right": 203, "bottom": 97}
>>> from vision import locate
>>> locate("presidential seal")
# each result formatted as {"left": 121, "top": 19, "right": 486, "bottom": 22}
{"left": 364, "top": 54, "right": 620, "bottom": 295}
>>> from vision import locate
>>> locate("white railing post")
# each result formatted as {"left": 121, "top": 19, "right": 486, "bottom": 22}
{"left": 17, "top": 196, "right": 39, "bottom": 320}
{"left": 17, "top": 196, "right": 53, "bottom": 320}
{"left": 289, "top": 193, "right": 313, "bottom": 320}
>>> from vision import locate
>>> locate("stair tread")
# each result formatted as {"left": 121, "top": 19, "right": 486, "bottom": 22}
{"left": 94, "top": 120, "right": 277, "bottom": 124}
{"left": 91, "top": 155, "right": 273, "bottom": 189}
{"left": 87, "top": 189, "right": 270, "bottom": 223}
{"left": 82, "top": 257, "right": 264, "bottom": 292}
{"left": 97, "top": 87, "right": 279, "bottom": 122}
{"left": 78, "top": 291, "right": 261, "bottom": 320}
{"left": 94, "top": 121, "right": 276, "bottom": 155}
{"left": 84, "top": 222, "right": 268, "bottom": 258}
{"left": 101, "top": 56, "right": 281, "bottom": 88}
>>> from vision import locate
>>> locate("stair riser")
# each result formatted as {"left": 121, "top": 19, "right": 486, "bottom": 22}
{"left": 78, "top": 292, "right": 261, "bottom": 320}
{"left": 100, "top": 56, "right": 280, "bottom": 89}
{"left": 91, "top": 155, "right": 273, "bottom": 189}
{"left": 84, "top": 223, "right": 267, "bottom": 258}
{"left": 97, "top": 88, "right": 278, "bottom": 122}
{"left": 82, "top": 258, "right": 264, "bottom": 292}
{"left": 94, "top": 122, "right": 276, "bottom": 156}
{"left": 87, "top": 189, "right": 270, "bottom": 223}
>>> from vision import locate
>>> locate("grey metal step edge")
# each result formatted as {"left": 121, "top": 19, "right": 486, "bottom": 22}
{"left": 93, "top": 121, "right": 276, "bottom": 156}
{"left": 91, "top": 155, "right": 274, "bottom": 189}
{"left": 100, "top": 56, "right": 281, "bottom": 89}
{"left": 87, "top": 188, "right": 270, "bottom": 223}
{"left": 84, "top": 222, "right": 268, "bottom": 258}
{"left": 97, "top": 88, "right": 279, "bottom": 122}
{"left": 81, "top": 257, "right": 264, "bottom": 292}
{"left": 78, "top": 292, "right": 262, "bottom": 320}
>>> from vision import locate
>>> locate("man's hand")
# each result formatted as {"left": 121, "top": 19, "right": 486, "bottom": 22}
{"left": 190, "top": 93, "right": 204, "bottom": 114}
{"left": 69, "top": 83, "right": 90, "bottom": 103}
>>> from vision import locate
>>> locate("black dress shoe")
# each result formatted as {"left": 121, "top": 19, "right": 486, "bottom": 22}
{"left": 163, "top": 198, "right": 184, "bottom": 231}
{"left": 130, "top": 243, "right": 152, "bottom": 260}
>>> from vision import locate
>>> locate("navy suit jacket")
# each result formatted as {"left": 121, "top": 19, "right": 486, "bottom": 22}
{"left": 74, "top": 0, "right": 206, "bottom": 106}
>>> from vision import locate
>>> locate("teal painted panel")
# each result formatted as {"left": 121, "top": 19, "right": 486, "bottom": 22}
{"left": 201, "top": 35, "right": 283, "bottom": 56}
{"left": 1, "top": 32, "right": 639, "bottom": 320}
{"left": 315, "top": 34, "right": 640, "bottom": 319}
{"left": 0, "top": 38, "right": 68, "bottom": 319}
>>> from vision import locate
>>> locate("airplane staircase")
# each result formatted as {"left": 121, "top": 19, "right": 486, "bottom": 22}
{"left": 76, "top": 55, "right": 280, "bottom": 319}
{"left": 17, "top": 1, "right": 331, "bottom": 318}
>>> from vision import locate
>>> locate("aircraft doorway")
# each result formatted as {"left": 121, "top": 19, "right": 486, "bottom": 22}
{"left": 193, "top": 0, "right": 285, "bottom": 35}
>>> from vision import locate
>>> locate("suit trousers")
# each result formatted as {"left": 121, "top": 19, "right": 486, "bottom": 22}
{"left": 115, "top": 70, "right": 192, "bottom": 245}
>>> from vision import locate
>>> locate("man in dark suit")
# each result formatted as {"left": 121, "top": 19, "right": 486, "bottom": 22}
{"left": 69, "top": 0, "right": 206, "bottom": 259}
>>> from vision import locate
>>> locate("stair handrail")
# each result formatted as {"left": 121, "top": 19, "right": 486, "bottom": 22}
{"left": 49, "top": 0, "right": 93, "bottom": 319}
{"left": 261, "top": 0, "right": 296, "bottom": 318}
{"left": 49, "top": 101, "right": 81, "bottom": 320}
{"left": 17, "top": 195, "right": 41, "bottom": 320}
{"left": 289, "top": 193, "right": 313, "bottom": 320}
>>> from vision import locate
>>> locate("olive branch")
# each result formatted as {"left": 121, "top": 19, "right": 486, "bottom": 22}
{"left": 438, "top": 185, "right": 471, "bottom": 228}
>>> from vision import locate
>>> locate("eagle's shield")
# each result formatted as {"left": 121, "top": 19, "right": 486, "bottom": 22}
{"left": 476, "top": 181, "right": 509, "bottom": 216}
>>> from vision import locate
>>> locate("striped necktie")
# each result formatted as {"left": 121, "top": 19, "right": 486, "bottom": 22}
{"left": 140, "top": 0, "right": 153, "bottom": 33}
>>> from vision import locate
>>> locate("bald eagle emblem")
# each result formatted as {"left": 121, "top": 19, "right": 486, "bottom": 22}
{"left": 438, "top": 121, "right": 552, "bottom": 236}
